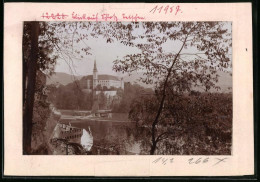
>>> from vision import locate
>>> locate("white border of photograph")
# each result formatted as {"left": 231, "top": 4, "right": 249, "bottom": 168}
{"left": 4, "top": 3, "right": 253, "bottom": 176}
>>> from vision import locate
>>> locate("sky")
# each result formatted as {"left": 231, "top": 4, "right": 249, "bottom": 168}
{"left": 53, "top": 22, "right": 232, "bottom": 77}
{"left": 55, "top": 34, "right": 140, "bottom": 76}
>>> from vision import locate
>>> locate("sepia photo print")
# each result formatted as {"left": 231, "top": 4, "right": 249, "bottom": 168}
{"left": 23, "top": 21, "right": 232, "bottom": 155}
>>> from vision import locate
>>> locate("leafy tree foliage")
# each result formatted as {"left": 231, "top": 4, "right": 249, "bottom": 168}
{"left": 23, "top": 21, "right": 232, "bottom": 155}
{"left": 23, "top": 22, "right": 58, "bottom": 154}
{"left": 23, "top": 22, "right": 92, "bottom": 153}
{"left": 111, "top": 83, "right": 153, "bottom": 113}
{"left": 112, "top": 22, "right": 232, "bottom": 154}
{"left": 129, "top": 91, "right": 232, "bottom": 155}
{"left": 47, "top": 81, "right": 152, "bottom": 113}
{"left": 47, "top": 83, "right": 93, "bottom": 110}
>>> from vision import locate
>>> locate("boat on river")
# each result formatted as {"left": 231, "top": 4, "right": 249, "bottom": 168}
{"left": 51, "top": 123, "right": 93, "bottom": 152}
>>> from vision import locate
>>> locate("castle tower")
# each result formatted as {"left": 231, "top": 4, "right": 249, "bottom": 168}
{"left": 93, "top": 59, "right": 98, "bottom": 89}
{"left": 92, "top": 59, "right": 99, "bottom": 113}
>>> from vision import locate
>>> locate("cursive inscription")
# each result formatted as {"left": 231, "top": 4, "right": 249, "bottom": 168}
{"left": 41, "top": 12, "right": 145, "bottom": 21}
{"left": 41, "top": 13, "right": 69, "bottom": 19}
{"left": 40, "top": 5, "right": 183, "bottom": 21}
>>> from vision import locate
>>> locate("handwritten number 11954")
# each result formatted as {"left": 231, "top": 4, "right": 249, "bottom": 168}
{"left": 150, "top": 5, "right": 182, "bottom": 15}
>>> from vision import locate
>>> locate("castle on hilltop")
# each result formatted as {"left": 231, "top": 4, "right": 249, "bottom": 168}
{"left": 81, "top": 60, "right": 124, "bottom": 92}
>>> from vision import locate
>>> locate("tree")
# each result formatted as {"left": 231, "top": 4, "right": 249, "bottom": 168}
{"left": 23, "top": 22, "right": 40, "bottom": 154}
{"left": 23, "top": 21, "right": 232, "bottom": 155}
{"left": 103, "top": 86, "right": 108, "bottom": 90}
{"left": 95, "top": 84, "right": 102, "bottom": 91}
{"left": 22, "top": 22, "right": 83, "bottom": 154}
{"left": 111, "top": 83, "right": 153, "bottom": 113}
{"left": 129, "top": 90, "right": 232, "bottom": 155}
{"left": 98, "top": 91, "right": 107, "bottom": 109}
{"left": 23, "top": 21, "right": 105, "bottom": 153}
{"left": 113, "top": 22, "right": 232, "bottom": 154}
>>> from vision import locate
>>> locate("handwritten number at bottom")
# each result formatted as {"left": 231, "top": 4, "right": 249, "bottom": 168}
{"left": 152, "top": 157, "right": 174, "bottom": 165}
{"left": 152, "top": 157, "right": 227, "bottom": 166}
{"left": 188, "top": 157, "right": 209, "bottom": 164}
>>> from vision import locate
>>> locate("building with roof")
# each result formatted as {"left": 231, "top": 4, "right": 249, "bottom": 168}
{"left": 81, "top": 60, "right": 124, "bottom": 91}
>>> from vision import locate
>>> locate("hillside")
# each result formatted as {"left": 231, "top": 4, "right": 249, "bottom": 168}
{"left": 46, "top": 72, "right": 82, "bottom": 86}
{"left": 123, "top": 71, "right": 232, "bottom": 93}
{"left": 47, "top": 71, "right": 232, "bottom": 92}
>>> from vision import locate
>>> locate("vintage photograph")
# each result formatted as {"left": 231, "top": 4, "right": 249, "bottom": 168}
{"left": 23, "top": 21, "right": 232, "bottom": 155}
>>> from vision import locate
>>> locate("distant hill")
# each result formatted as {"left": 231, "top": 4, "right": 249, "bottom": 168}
{"left": 46, "top": 72, "right": 82, "bottom": 85}
{"left": 123, "top": 70, "right": 232, "bottom": 93}
{"left": 47, "top": 71, "right": 232, "bottom": 92}
{"left": 123, "top": 72, "right": 154, "bottom": 89}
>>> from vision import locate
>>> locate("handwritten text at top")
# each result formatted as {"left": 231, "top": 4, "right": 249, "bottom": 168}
{"left": 40, "top": 5, "right": 182, "bottom": 21}
{"left": 149, "top": 5, "right": 182, "bottom": 15}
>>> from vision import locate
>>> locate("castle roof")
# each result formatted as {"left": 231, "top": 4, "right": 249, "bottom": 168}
{"left": 82, "top": 74, "right": 121, "bottom": 81}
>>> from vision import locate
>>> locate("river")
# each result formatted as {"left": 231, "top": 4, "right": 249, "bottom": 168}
{"left": 60, "top": 113, "right": 141, "bottom": 155}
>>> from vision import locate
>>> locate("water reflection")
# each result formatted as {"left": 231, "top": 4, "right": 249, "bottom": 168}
{"left": 60, "top": 113, "right": 141, "bottom": 155}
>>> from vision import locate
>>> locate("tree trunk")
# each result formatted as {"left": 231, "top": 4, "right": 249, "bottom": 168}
{"left": 150, "top": 34, "right": 189, "bottom": 155}
{"left": 23, "top": 22, "right": 39, "bottom": 154}
{"left": 22, "top": 24, "right": 27, "bottom": 109}
{"left": 23, "top": 54, "right": 27, "bottom": 108}
{"left": 150, "top": 141, "right": 157, "bottom": 155}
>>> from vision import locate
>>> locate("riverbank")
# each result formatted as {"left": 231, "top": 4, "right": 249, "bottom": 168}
{"left": 60, "top": 112, "right": 133, "bottom": 123}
